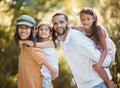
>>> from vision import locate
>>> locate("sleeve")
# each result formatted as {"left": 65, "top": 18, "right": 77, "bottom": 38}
{"left": 79, "top": 42, "right": 111, "bottom": 67}
{"left": 80, "top": 43, "right": 101, "bottom": 62}
{"left": 74, "top": 30, "right": 101, "bottom": 62}
{"left": 25, "top": 46, "right": 47, "bottom": 65}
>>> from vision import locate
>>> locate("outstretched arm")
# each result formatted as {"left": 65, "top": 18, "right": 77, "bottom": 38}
{"left": 20, "top": 40, "right": 54, "bottom": 48}
{"left": 71, "top": 26, "right": 83, "bottom": 31}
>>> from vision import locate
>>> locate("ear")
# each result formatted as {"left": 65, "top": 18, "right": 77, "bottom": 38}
{"left": 50, "top": 32, "right": 52, "bottom": 36}
{"left": 93, "top": 17, "right": 97, "bottom": 22}
{"left": 67, "top": 21, "right": 69, "bottom": 25}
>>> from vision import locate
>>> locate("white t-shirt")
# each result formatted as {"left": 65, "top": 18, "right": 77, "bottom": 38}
{"left": 60, "top": 28, "right": 107, "bottom": 88}
{"left": 40, "top": 48, "right": 59, "bottom": 77}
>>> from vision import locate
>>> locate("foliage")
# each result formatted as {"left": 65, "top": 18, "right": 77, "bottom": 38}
{"left": 0, "top": 0, "right": 119, "bottom": 88}
{"left": 95, "top": 0, "right": 120, "bottom": 86}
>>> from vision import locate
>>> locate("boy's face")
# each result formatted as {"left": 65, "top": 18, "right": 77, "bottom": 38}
{"left": 18, "top": 25, "right": 31, "bottom": 40}
{"left": 52, "top": 15, "right": 68, "bottom": 35}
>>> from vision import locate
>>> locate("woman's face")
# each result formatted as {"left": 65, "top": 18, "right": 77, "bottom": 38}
{"left": 18, "top": 25, "right": 31, "bottom": 40}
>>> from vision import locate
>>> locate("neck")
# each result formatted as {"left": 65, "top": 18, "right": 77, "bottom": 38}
{"left": 83, "top": 27, "right": 92, "bottom": 35}
{"left": 39, "top": 38, "right": 49, "bottom": 42}
{"left": 58, "top": 27, "right": 69, "bottom": 41}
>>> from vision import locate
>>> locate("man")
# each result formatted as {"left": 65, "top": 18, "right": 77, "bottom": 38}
{"left": 52, "top": 12, "right": 110, "bottom": 88}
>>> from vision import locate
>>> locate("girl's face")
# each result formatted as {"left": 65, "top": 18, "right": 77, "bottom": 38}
{"left": 18, "top": 25, "right": 31, "bottom": 40}
{"left": 38, "top": 25, "right": 51, "bottom": 40}
{"left": 80, "top": 13, "right": 95, "bottom": 30}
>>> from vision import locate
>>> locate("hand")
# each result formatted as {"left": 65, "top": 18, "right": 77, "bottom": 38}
{"left": 71, "top": 26, "right": 80, "bottom": 30}
{"left": 96, "top": 62, "right": 102, "bottom": 68}
{"left": 50, "top": 71, "right": 58, "bottom": 80}
{"left": 71, "top": 26, "right": 82, "bottom": 31}
{"left": 19, "top": 40, "right": 24, "bottom": 48}
{"left": 24, "top": 40, "right": 34, "bottom": 47}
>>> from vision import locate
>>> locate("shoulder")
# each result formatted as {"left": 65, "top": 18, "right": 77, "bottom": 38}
{"left": 97, "top": 26, "right": 106, "bottom": 35}
{"left": 68, "top": 28, "right": 86, "bottom": 39}
{"left": 97, "top": 25, "right": 106, "bottom": 38}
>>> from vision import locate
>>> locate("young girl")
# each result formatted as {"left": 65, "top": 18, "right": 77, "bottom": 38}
{"left": 15, "top": 15, "right": 57, "bottom": 88}
{"left": 22, "top": 23, "right": 59, "bottom": 88}
{"left": 76, "top": 7, "right": 116, "bottom": 88}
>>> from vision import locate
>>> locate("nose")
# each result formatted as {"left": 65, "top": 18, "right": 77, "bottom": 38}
{"left": 22, "top": 28, "right": 26, "bottom": 32}
{"left": 57, "top": 24, "right": 61, "bottom": 28}
{"left": 84, "top": 20, "right": 88, "bottom": 23}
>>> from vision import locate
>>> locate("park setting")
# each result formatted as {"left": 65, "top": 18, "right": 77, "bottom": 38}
{"left": 0, "top": 0, "right": 120, "bottom": 88}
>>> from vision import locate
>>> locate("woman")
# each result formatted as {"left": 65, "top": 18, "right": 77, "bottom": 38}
{"left": 14, "top": 15, "right": 57, "bottom": 88}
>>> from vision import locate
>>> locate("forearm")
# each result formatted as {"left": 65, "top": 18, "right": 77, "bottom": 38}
{"left": 99, "top": 49, "right": 108, "bottom": 64}
{"left": 36, "top": 41, "right": 54, "bottom": 48}
{"left": 22, "top": 40, "right": 54, "bottom": 48}
{"left": 43, "top": 61, "right": 58, "bottom": 79}
{"left": 43, "top": 61, "right": 57, "bottom": 74}
{"left": 22, "top": 40, "right": 34, "bottom": 47}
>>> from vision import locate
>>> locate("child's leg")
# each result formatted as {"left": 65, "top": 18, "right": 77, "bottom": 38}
{"left": 92, "top": 64, "right": 114, "bottom": 88}
{"left": 42, "top": 76, "right": 52, "bottom": 88}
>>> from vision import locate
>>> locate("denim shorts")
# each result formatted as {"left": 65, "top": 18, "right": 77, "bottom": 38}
{"left": 92, "top": 82, "right": 107, "bottom": 88}
{"left": 42, "top": 76, "right": 52, "bottom": 88}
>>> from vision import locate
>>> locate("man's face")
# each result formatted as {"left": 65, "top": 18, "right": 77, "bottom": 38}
{"left": 52, "top": 15, "right": 68, "bottom": 35}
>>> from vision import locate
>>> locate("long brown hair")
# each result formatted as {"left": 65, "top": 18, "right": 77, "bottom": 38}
{"left": 78, "top": 7, "right": 101, "bottom": 45}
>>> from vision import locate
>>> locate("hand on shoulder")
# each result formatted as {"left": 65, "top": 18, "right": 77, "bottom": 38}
{"left": 71, "top": 25, "right": 83, "bottom": 32}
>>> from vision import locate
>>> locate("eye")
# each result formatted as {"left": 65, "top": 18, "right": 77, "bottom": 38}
{"left": 53, "top": 22, "right": 57, "bottom": 25}
{"left": 39, "top": 28, "right": 43, "bottom": 31}
{"left": 81, "top": 19, "right": 85, "bottom": 21}
{"left": 87, "top": 18, "right": 91, "bottom": 20}
{"left": 18, "top": 26, "right": 23, "bottom": 28}
{"left": 45, "top": 28, "right": 49, "bottom": 31}
{"left": 25, "top": 26, "right": 30, "bottom": 29}
{"left": 60, "top": 21, "right": 64, "bottom": 23}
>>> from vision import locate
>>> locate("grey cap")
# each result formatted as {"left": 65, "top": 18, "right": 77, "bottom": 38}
{"left": 17, "top": 15, "right": 36, "bottom": 27}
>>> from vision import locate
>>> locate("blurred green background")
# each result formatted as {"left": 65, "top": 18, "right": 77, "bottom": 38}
{"left": 0, "top": 0, "right": 120, "bottom": 88}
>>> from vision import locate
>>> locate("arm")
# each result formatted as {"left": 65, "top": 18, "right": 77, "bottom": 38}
{"left": 36, "top": 41, "right": 54, "bottom": 48}
{"left": 19, "top": 40, "right": 24, "bottom": 48}
{"left": 76, "top": 29, "right": 107, "bottom": 65}
{"left": 43, "top": 60, "right": 58, "bottom": 80}
{"left": 24, "top": 46, "right": 57, "bottom": 79}
{"left": 97, "top": 29, "right": 108, "bottom": 66}
{"left": 71, "top": 26, "right": 83, "bottom": 31}
{"left": 21, "top": 40, "right": 54, "bottom": 48}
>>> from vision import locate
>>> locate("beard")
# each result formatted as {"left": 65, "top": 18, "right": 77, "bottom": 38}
{"left": 55, "top": 25, "right": 68, "bottom": 36}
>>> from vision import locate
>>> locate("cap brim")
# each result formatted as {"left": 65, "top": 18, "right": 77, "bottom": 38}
{"left": 17, "top": 21, "right": 33, "bottom": 27}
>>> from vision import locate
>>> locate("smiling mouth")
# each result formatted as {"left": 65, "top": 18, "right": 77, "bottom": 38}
{"left": 84, "top": 24, "right": 89, "bottom": 26}
{"left": 20, "top": 33, "right": 27, "bottom": 36}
